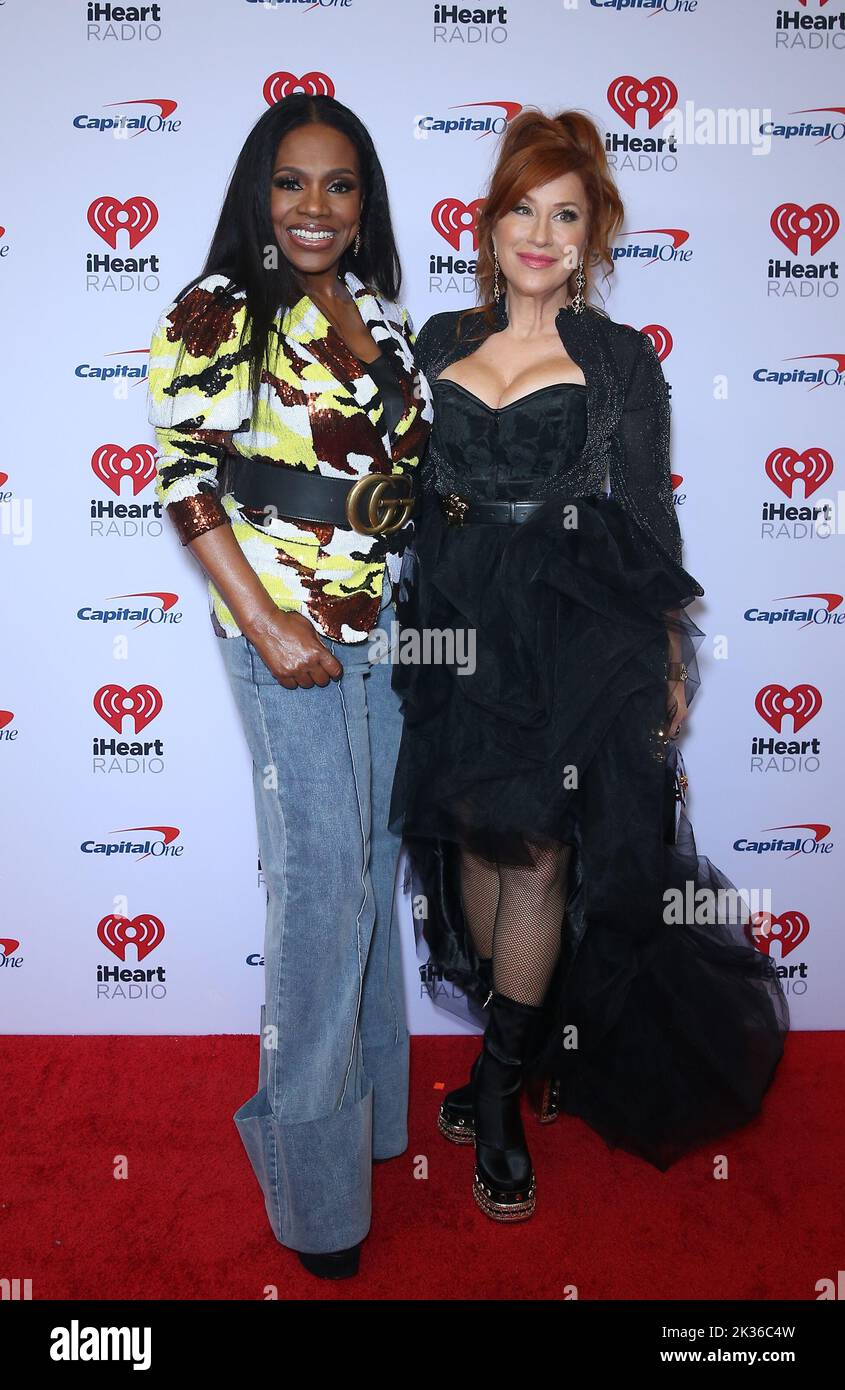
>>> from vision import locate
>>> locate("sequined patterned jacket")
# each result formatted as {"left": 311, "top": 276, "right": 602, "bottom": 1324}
{"left": 412, "top": 297, "right": 704, "bottom": 597}
{"left": 146, "top": 270, "right": 434, "bottom": 641}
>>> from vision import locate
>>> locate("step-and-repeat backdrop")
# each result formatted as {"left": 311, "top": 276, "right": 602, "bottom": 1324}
{"left": 2, "top": 0, "right": 842, "bottom": 1035}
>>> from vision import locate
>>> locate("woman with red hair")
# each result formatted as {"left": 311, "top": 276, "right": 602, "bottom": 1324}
{"left": 389, "top": 109, "right": 788, "bottom": 1221}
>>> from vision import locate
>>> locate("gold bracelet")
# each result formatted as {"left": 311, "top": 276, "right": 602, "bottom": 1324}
{"left": 667, "top": 661, "right": 688, "bottom": 682}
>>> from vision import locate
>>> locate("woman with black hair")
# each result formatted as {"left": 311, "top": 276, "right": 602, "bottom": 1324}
{"left": 147, "top": 95, "right": 432, "bottom": 1278}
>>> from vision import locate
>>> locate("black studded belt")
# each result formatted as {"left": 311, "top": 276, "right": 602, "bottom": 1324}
{"left": 222, "top": 453, "right": 418, "bottom": 536}
{"left": 440, "top": 492, "right": 546, "bottom": 526}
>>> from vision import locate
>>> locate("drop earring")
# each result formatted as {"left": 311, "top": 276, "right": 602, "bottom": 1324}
{"left": 571, "top": 256, "right": 586, "bottom": 314}
{"left": 353, "top": 229, "right": 361, "bottom": 256}
{"left": 493, "top": 246, "right": 500, "bottom": 303}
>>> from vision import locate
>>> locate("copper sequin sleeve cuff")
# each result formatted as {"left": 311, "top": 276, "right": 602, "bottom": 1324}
{"left": 167, "top": 494, "right": 230, "bottom": 545}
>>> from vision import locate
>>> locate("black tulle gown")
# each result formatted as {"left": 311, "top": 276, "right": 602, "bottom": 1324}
{"left": 388, "top": 377, "right": 789, "bottom": 1172}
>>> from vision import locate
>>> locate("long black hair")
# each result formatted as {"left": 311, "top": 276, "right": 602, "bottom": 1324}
{"left": 173, "top": 94, "right": 402, "bottom": 404}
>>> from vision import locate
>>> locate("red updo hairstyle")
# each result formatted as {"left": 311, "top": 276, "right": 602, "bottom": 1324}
{"left": 458, "top": 108, "right": 624, "bottom": 339}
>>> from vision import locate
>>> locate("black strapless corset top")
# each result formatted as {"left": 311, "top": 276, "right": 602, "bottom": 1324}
{"left": 431, "top": 378, "right": 588, "bottom": 501}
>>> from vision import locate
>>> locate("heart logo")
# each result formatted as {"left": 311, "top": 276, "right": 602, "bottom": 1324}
{"left": 639, "top": 324, "right": 673, "bottom": 361}
{"left": 607, "top": 75, "right": 678, "bottom": 130}
{"left": 91, "top": 444, "right": 158, "bottom": 497}
{"left": 754, "top": 683, "right": 822, "bottom": 733}
{"left": 431, "top": 197, "right": 486, "bottom": 251}
{"left": 765, "top": 446, "right": 833, "bottom": 499}
{"left": 87, "top": 195, "right": 158, "bottom": 249}
{"left": 93, "top": 684, "right": 164, "bottom": 734}
{"left": 747, "top": 910, "right": 810, "bottom": 958}
{"left": 97, "top": 914, "right": 165, "bottom": 962}
{"left": 771, "top": 202, "right": 840, "bottom": 255}
{"left": 263, "top": 71, "right": 335, "bottom": 103}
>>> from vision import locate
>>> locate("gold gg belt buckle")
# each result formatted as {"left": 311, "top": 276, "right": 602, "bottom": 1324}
{"left": 345, "top": 472, "right": 416, "bottom": 535}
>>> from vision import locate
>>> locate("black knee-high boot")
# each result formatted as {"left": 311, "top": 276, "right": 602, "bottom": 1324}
{"left": 438, "top": 966, "right": 560, "bottom": 1147}
{"left": 471, "top": 991, "right": 544, "bottom": 1221}
{"left": 437, "top": 959, "right": 492, "bottom": 1145}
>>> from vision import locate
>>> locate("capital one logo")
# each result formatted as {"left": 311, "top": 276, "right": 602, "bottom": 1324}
{"left": 0, "top": 939, "right": 20, "bottom": 958}
{"left": 755, "top": 683, "right": 822, "bottom": 733}
{"left": 92, "top": 444, "right": 157, "bottom": 497}
{"left": 431, "top": 198, "right": 485, "bottom": 250}
{"left": 607, "top": 76, "right": 678, "bottom": 130}
{"left": 771, "top": 203, "right": 840, "bottom": 255}
{"left": 765, "top": 446, "right": 833, "bottom": 498}
{"left": 748, "top": 910, "right": 810, "bottom": 958}
{"left": 94, "top": 684, "right": 163, "bottom": 733}
{"left": 263, "top": 71, "right": 335, "bottom": 104}
{"left": 97, "top": 914, "right": 164, "bottom": 961}
{"left": 639, "top": 324, "right": 673, "bottom": 361}
{"left": 87, "top": 196, "right": 158, "bottom": 249}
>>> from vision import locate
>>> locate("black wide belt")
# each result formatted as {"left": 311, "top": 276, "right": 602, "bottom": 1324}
{"left": 223, "top": 453, "right": 418, "bottom": 536}
{"left": 440, "top": 492, "right": 546, "bottom": 526}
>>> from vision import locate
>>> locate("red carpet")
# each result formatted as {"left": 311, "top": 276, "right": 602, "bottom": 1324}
{"left": 2, "top": 1033, "right": 839, "bottom": 1301}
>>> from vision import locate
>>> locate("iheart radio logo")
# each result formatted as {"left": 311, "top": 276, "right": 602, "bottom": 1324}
{"left": 607, "top": 76, "right": 678, "bottom": 130}
{"left": 765, "top": 446, "right": 833, "bottom": 499}
{"left": 639, "top": 324, "right": 673, "bottom": 361}
{"left": 263, "top": 71, "right": 335, "bottom": 103}
{"left": 97, "top": 914, "right": 164, "bottom": 962}
{"left": 87, "top": 196, "right": 158, "bottom": 249}
{"left": 748, "top": 910, "right": 810, "bottom": 958}
{"left": 771, "top": 203, "right": 840, "bottom": 255}
{"left": 93, "top": 684, "right": 163, "bottom": 734}
{"left": 431, "top": 197, "right": 485, "bottom": 250}
{"left": 91, "top": 445, "right": 158, "bottom": 497}
{"left": 755, "top": 683, "right": 822, "bottom": 733}
{"left": 797, "top": 1, "right": 832, "bottom": 7}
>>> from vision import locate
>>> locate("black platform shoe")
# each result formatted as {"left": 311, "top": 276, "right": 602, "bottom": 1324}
{"left": 295, "top": 1243, "right": 361, "bottom": 1279}
{"left": 472, "top": 992, "right": 545, "bottom": 1222}
{"left": 437, "top": 1051, "right": 481, "bottom": 1145}
{"left": 439, "top": 1058, "right": 561, "bottom": 1143}
{"left": 524, "top": 1073, "right": 562, "bottom": 1124}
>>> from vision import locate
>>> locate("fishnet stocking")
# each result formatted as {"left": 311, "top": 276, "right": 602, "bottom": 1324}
{"left": 459, "top": 846, "right": 500, "bottom": 960}
{"left": 459, "top": 842, "right": 572, "bottom": 1006}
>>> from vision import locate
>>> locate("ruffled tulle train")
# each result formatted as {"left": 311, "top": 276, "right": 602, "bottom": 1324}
{"left": 388, "top": 490, "right": 789, "bottom": 1170}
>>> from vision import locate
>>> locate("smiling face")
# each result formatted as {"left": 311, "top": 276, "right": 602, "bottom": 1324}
{"left": 270, "top": 121, "right": 363, "bottom": 277}
{"left": 493, "top": 171, "right": 589, "bottom": 302}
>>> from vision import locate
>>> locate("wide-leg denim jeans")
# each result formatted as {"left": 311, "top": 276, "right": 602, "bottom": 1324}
{"left": 216, "top": 573, "right": 408, "bottom": 1253}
